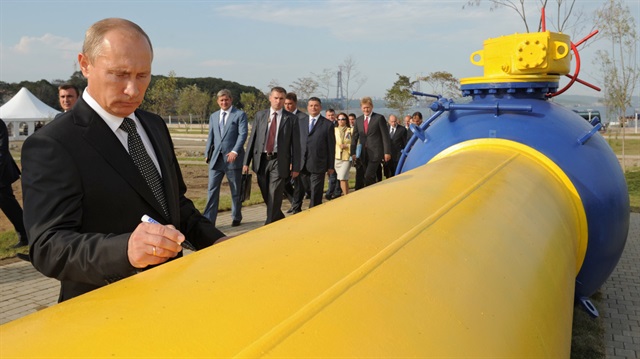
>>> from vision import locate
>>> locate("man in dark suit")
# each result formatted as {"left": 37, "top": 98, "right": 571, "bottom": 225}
{"left": 283, "top": 92, "right": 308, "bottom": 214}
{"left": 296, "top": 97, "right": 335, "bottom": 209}
{"left": 204, "top": 89, "right": 248, "bottom": 227}
{"left": 384, "top": 114, "right": 407, "bottom": 178}
{"left": 243, "top": 87, "right": 300, "bottom": 224}
{"left": 20, "top": 18, "right": 225, "bottom": 302}
{"left": 350, "top": 97, "right": 391, "bottom": 187}
{"left": 0, "top": 119, "right": 27, "bottom": 248}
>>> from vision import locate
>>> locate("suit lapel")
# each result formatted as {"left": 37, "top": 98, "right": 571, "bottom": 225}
{"left": 137, "top": 111, "right": 177, "bottom": 223}
{"left": 276, "top": 111, "right": 291, "bottom": 149}
{"left": 212, "top": 110, "right": 220, "bottom": 139}
{"left": 78, "top": 103, "right": 165, "bottom": 220}
{"left": 308, "top": 116, "right": 315, "bottom": 136}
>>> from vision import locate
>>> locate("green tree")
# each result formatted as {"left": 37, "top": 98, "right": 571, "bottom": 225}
{"left": 177, "top": 84, "right": 210, "bottom": 132}
{"left": 594, "top": 0, "right": 639, "bottom": 172}
{"left": 240, "top": 92, "right": 268, "bottom": 122}
{"left": 385, "top": 74, "right": 417, "bottom": 118}
{"left": 419, "top": 71, "right": 460, "bottom": 99}
{"left": 67, "top": 71, "right": 87, "bottom": 93}
{"left": 143, "top": 70, "right": 178, "bottom": 118}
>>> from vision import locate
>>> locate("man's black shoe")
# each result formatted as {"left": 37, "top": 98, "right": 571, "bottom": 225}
{"left": 16, "top": 253, "right": 30, "bottom": 262}
{"left": 231, "top": 220, "right": 241, "bottom": 227}
{"left": 324, "top": 194, "right": 333, "bottom": 201}
{"left": 292, "top": 210, "right": 301, "bottom": 214}
{"left": 286, "top": 207, "right": 294, "bottom": 213}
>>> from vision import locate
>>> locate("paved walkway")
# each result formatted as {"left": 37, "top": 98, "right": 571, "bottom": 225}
{"left": 1, "top": 207, "right": 638, "bottom": 358}
{"left": 601, "top": 212, "right": 640, "bottom": 359}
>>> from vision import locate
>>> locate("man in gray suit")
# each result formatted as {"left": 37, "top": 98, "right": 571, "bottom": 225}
{"left": 243, "top": 87, "right": 301, "bottom": 224}
{"left": 204, "top": 89, "right": 248, "bottom": 227}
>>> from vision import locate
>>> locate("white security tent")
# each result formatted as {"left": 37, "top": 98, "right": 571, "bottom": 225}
{"left": 0, "top": 87, "right": 60, "bottom": 140}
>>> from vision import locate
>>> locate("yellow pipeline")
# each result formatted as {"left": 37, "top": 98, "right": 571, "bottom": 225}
{"left": 0, "top": 139, "right": 587, "bottom": 358}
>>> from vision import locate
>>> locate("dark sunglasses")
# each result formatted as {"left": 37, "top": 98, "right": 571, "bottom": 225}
{"left": 338, "top": 118, "right": 347, "bottom": 121}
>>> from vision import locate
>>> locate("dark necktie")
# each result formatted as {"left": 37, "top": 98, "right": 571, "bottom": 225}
{"left": 120, "top": 118, "right": 169, "bottom": 218}
{"left": 219, "top": 112, "right": 226, "bottom": 133}
{"left": 390, "top": 127, "right": 395, "bottom": 136}
{"left": 266, "top": 112, "right": 277, "bottom": 153}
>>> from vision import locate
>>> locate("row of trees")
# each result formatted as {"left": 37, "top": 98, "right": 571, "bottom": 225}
{"left": 383, "top": 72, "right": 460, "bottom": 117}
{"left": 3, "top": 1, "right": 634, "bottom": 128}
{"left": 0, "top": 70, "right": 266, "bottom": 128}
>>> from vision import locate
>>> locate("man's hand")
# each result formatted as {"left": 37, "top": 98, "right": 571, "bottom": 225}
{"left": 226, "top": 152, "right": 238, "bottom": 163}
{"left": 128, "top": 222, "right": 185, "bottom": 268}
{"left": 291, "top": 171, "right": 300, "bottom": 179}
{"left": 328, "top": 169, "right": 335, "bottom": 175}
{"left": 242, "top": 165, "right": 249, "bottom": 174}
{"left": 352, "top": 155, "right": 357, "bottom": 162}
{"left": 384, "top": 154, "right": 391, "bottom": 162}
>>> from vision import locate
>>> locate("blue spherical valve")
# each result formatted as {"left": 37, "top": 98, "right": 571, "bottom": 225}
{"left": 399, "top": 83, "right": 629, "bottom": 300}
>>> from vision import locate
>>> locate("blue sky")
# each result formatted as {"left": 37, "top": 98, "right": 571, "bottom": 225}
{"left": 0, "top": 0, "right": 638, "bottom": 99}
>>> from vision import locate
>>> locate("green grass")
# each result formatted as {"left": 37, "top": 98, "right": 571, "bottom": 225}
{"left": 0, "top": 231, "right": 28, "bottom": 260}
{"left": 571, "top": 292, "right": 606, "bottom": 358}
{"left": 605, "top": 136, "right": 640, "bottom": 155}
{"left": 626, "top": 167, "right": 640, "bottom": 211}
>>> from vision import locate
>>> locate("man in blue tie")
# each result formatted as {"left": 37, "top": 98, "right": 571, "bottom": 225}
{"left": 296, "top": 97, "right": 335, "bottom": 208}
{"left": 204, "top": 89, "right": 248, "bottom": 227}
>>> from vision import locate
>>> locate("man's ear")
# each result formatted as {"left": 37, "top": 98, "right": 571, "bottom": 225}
{"left": 78, "top": 53, "right": 90, "bottom": 78}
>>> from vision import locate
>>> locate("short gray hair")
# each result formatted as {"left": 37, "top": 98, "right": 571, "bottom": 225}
{"left": 216, "top": 89, "right": 233, "bottom": 99}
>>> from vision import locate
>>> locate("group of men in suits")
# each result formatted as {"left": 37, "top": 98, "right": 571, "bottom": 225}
{"left": 241, "top": 90, "right": 412, "bottom": 223}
